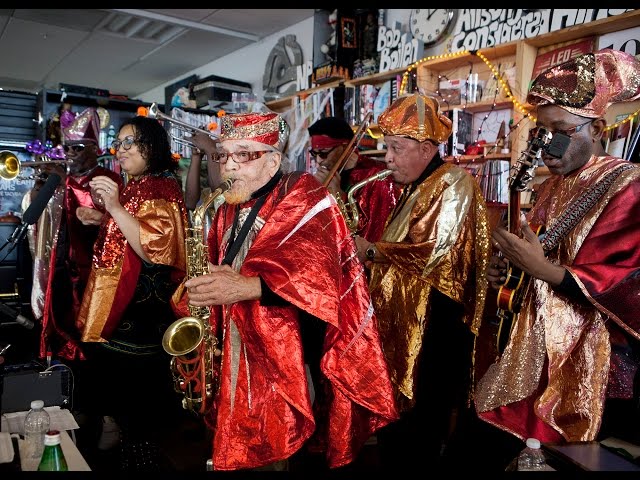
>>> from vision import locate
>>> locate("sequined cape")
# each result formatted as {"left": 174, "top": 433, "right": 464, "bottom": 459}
{"left": 475, "top": 155, "right": 640, "bottom": 443}
{"left": 77, "top": 173, "right": 187, "bottom": 342}
{"left": 38, "top": 167, "right": 123, "bottom": 360}
{"left": 173, "top": 171, "right": 398, "bottom": 471}
{"left": 369, "top": 162, "right": 490, "bottom": 411}
{"left": 348, "top": 154, "right": 401, "bottom": 242}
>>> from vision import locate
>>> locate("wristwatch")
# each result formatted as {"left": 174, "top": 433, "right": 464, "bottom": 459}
{"left": 365, "top": 244, "right": 377, "bottom": 261}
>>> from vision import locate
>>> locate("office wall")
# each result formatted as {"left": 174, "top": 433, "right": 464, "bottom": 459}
{"left": 138, "top": 16, "right": 316, "bottom": 105}
{"left": 139, "top": 10, "right": 415, "bottom": 105}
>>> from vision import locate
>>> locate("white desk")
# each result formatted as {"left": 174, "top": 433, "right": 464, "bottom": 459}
{"left": 18, "top": 430, "right": 91, "bottom": 471}
{"left": 1, "top": 407, "right": 91, "bottom": 471}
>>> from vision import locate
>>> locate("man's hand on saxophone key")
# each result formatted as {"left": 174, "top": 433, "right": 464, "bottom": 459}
{"left": 185, "top": 263, "right": 262, "bottom": 306}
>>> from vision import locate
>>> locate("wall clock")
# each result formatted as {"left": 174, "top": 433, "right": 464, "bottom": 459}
{"left": 410, "top": 9, "right": 458, "bottom": 47}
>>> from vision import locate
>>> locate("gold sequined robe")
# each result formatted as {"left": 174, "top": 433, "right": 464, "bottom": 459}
{"left": 369, "top": 162, "right": 490, "bottom": 411}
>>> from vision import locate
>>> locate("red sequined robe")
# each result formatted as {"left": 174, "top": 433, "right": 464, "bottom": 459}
{"left": 173, "top": 171, "right": 398, "bottom": 471}
{"left": 77, "top": 173, "right": 187, "bottom": 343}
{"left": 475, "top": 155, "right": 640, "bottom": 442}
{"left": 38, "top": 167, "right": 123, "bottom": 360}
{"left": 346, "top": 154, "right": 400, "bottom": 242}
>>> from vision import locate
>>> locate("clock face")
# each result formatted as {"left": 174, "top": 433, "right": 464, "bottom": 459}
{"left": 410, "top": 9, "right": 457, "bottom": 46}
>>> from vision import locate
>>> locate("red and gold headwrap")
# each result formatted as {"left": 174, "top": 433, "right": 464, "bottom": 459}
{"left": 63, "top": 107, "right": 100, "bottom": 144}
{"left": 220, "top": 111, "right": 289, "bottom": 151}
{"left": 527, "top": 48, "right": 640, "bottom": 118}
{"left": 377, "top": 93, "right": 452, "bottom": 143}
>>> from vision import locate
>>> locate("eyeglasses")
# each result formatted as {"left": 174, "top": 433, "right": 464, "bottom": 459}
{"left": 62, "top": 144, "right": 87, "bottom": 153}
{"left": 212, "top": 150, "right": 271, "bottom": 164}
{"left": 111, "top": 136, "right": 136, "bottom": 152}
{"left": 529, "top": 119, "right": 592, "bottom": 140}
{"left": 308, "top": 145, "right": 338, "bottom": 159}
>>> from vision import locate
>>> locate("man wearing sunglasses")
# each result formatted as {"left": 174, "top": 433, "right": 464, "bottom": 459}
{"left": 172, "top": 111, "right": 397, "bottom": 471}
{"left": 475, "top": 49, "right": 640, "bottom": 457}
{"left": 309, "top": 116, "right": 400, "bottom": 242}
{"left": 32, "top": 107, "right": 123, "bottom": 441}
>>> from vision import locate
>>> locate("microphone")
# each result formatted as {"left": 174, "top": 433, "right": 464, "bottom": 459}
{"left": 1, "top": 173, "right": 61, "bottom": 254}
{"left": 0, "top": 302, "right": 34, "bottom": 329}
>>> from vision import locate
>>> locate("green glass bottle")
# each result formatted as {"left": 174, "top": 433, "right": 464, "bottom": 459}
{"left": 37, "top": 430, "right": 69, "bottom": 471}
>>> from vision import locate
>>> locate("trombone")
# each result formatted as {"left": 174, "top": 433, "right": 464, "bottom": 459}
{"left": 0, "top": 150, "right": 71, "bottom": 181}
{"left": 142, "top": 103, "right": 218, "bottom": 151}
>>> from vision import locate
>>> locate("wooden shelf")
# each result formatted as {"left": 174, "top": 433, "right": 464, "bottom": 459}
{"left": 441, "top": 100, "right": 514, "bottom": 113}
{"left": 345, "top": 66, "right": 407, "bottom": 87}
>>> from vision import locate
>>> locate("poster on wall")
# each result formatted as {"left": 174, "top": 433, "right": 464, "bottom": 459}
{"left": 597, "top": 25, "right": 640, "bottom": 57}
{"left": 0, "top": 149, "right": 36, "bottom": 218}
{"left": 531, "top": 37, "right": 596, "bottom": 81}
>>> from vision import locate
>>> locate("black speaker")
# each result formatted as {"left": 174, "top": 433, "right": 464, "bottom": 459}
{"left": 1, "top": 365, "right": 70, "bottom": 414}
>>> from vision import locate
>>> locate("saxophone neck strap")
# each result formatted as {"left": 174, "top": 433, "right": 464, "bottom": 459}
{"left": 222, "top": 171, "right": 282, "bottom": 266}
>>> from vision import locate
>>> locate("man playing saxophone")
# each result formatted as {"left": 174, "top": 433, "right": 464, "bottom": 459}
{"left": 309, "top": 116, "right": 400, "bottom": 241}
{"left": 171, "top": 111, "right": 398, "bottom": 471}
{"left": 352, "top": 93, "right": 491, "bottom": 472}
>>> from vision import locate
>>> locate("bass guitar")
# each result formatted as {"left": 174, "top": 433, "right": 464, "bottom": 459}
{"left": 495, "top": 127, "right": 552, "bottom": 354}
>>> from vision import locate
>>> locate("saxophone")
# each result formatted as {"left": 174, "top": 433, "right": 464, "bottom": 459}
{"left": 162, "top": 178, "right": 235, "bottom": 415}
{"left": 341, "top": 169, "right": 393, "bottom": 233}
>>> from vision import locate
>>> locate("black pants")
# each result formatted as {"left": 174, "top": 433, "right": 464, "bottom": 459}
{"left": 377, "top": 291, "right": 476, "bottom": 472}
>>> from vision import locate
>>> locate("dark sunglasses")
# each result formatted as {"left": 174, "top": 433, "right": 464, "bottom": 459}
{"left": 62, "top": 144, "right": 88, "bottom": 153}
{"left": 308, "top": 145, "right": 338, "bottom": 159}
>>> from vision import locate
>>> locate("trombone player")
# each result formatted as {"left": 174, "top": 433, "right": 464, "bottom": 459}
{"left": 309, "top": 116, "right": 400, "bottom": 242}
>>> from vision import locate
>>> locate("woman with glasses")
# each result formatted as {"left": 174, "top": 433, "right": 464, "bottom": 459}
{"left": 76, "top": 115, "right": 189, "bottom": 472}
{"left": 308, "top": 116, "right": 400, "bottom": 242}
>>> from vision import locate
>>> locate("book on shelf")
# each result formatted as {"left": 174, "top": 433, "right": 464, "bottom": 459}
{"left": 481, "top": 61, "right": 515, "bottom": 103}
{"left": 358, "top": 84, "right": 378, "bottom": 124}
{"left": 531, "top": 37, "right": 596, "bottom": 81}
{"left": 605, "top": 113, "right": 635, "bottom": 159}
{"left": 372, "top": 80, "right": 391, "bottom": 124}
{"left": 447, "top": 108, "right": 474, "bottom": 156}
{"left": 438, "top": 78, "right": 464, "bottom": 106}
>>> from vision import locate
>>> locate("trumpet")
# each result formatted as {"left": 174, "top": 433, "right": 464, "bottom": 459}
{"left": 322, "top": 111, "right": 374, "bottom": 188}
{"left": 142, "top": 103, "right": 218, "bottom": 151}
{"left": 0, "top": 150, "right": 71, "bottom": 181}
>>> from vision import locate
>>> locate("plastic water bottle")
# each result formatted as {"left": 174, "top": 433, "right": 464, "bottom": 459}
{"left": 106, "top": 124, "right": 116, "bottom": 149}
{"left": 24, "top": 399, "right": 51, "bottom": 461}
{"left": 37, "top": 430, "right": 68, "bottom": 471}
{"left": 517, "top": 437, "right": 547, "bottom": 471}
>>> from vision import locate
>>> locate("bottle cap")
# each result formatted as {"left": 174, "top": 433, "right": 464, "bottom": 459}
{"left": 43, "top": 430, "right": 62, "bottom": 446}
{"left": 30, "top": 400, "right": 45, "bottom": 409}
{"left": 526, "top": 438, "right": 541, "bottom": 449}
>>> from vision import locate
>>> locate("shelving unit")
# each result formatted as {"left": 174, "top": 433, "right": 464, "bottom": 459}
{"left": 265, "top": 9, "right": 640, "bottom": 207}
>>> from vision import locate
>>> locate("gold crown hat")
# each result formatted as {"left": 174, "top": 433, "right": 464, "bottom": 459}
{"left": 62, "top": 107, "right": 101, "bottom": 144}
{"left": 377, "top": 93, "right": 453, "bottom": 143}
{"left": 527, "top": 48, "right": 640, "bottom": 118}
{"left": 220, "top": 111, "right": 290, "bottom": 151}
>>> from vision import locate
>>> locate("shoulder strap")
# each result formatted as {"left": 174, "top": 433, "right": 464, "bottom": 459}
{"left": 540, "top": 163, "right": 635, "bottom": 252}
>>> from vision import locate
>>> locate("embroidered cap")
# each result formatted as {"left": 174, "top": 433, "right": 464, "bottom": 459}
{"left": 220, "top": 112, "right": 289, "bottom": 151}
{"left": 62, "top": 107, "right": 100, "bottom": 144}
{"left": 527, "top": 48, "right": 640, "bottom": 118}
{"left": 377, "top": 93, "right": 452, "bottom": 143}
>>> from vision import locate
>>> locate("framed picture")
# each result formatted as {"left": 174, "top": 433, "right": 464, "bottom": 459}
{"left": 341, "top": 18, "right": 357, "bottom": 49}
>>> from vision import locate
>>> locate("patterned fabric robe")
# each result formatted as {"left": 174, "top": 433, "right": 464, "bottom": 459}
{"left": 475, "top": 155, "right": 640, "bottom": 442}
